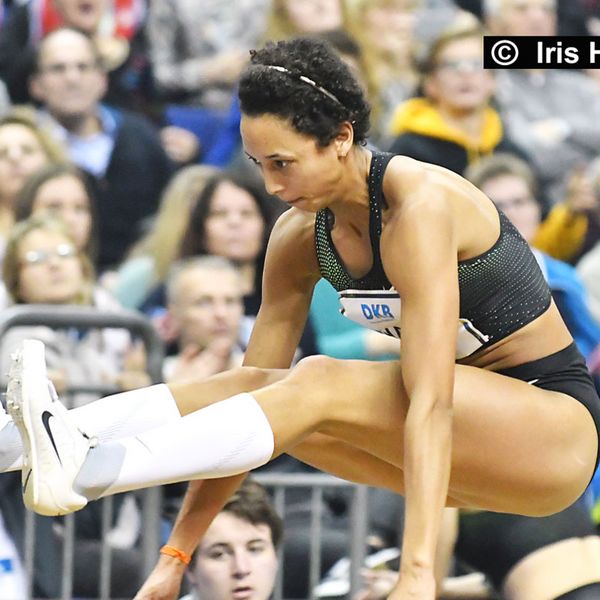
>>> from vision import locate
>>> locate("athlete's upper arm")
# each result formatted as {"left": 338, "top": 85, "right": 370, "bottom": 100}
{"left": 244, "top": 209, "right": 321, "bottom": 368}
{"left": 381, "top": 177, "right": 459, "bottom": 403}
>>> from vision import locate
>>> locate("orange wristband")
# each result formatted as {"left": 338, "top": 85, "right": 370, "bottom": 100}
{"left": 160, "top": 544, "right": 192, "bottom": 565}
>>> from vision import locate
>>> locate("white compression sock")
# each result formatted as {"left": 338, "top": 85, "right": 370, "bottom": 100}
{"left": 71, "top": 384, "right": 181, "bottom": 442}
{"left": 0, "top": 384, "right": 181, "bottom": 472}
{"left": 74, "top": 393, "right": 275, "bottom": 500}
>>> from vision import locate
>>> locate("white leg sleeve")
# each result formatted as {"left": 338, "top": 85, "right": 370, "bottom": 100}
{"left": 0, "top": 384, "right": 181, "bottom": 472}
{"left": 70, "top": 384, "right": 181, "bottom": 442}
{"left": 74, "top": 393, "right": 275, "bottom": 500}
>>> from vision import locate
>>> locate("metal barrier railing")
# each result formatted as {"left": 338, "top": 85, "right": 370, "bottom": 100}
{"left": 0, "top": 305, "right": 165, "bottom": 599}
{"left": 0, "top": 305, "right": 375, "bottom": 600}
{"left": 254, "top": 472, "right": 370, "bottom": 600}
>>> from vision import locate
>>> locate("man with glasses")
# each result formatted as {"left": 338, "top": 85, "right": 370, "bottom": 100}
{"left": 29, "top": 27, "right": 173, "bottom": 271}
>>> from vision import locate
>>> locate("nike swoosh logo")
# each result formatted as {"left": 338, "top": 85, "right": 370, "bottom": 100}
{"left": 22, "top": 469, "right": 32, "bottom": 494}
{"left": 41, "top": 411, "right": 62, "bottom": 465}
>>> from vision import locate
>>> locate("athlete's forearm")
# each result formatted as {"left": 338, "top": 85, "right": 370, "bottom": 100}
{"left": 401, "top": 397, "right": 452, "bottom": 576}
{"left": 165, "top": 474, "right": 248, "bottom": 554}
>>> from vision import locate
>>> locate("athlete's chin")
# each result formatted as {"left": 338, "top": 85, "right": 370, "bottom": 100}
{"left": 286, "top": 197, "right": 321, "bottom": 212}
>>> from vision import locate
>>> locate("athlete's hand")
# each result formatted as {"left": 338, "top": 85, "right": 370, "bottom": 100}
{"left": 133, "top": 556, "right": 187, "bottom": 600}
{"left": 387, "top": 567, "right": 436, "bottom": 600}
{"left": 354, "top": 567, "right": 397, "bottom": 599}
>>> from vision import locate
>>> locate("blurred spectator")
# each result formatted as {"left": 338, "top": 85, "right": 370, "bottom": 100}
{"left": 177, "top": 479, "right": 282, "bottom": 600}
{"left": 1, "top": 215, "right": 150, "bottom": 405}
{"left": 114, "top": 164, "right": 219, "bottom": 309}
{"left": 14, "top": 162, "right": 99, "bottom": 262}
{"left": 343, "top": 0, "right": 420, "bottom": 146}
{"left": 312, "top": 28, "right": 369, "bottom": 95}
{"left": 454, "top": 0, "right": 600, "bottom": 36}
{"left": 0, "top": 0, "right": 151, "bottom": 111}
{"left": 146, "top": 0, "right": 267, "bottom": 111}
{"left": 0, "top": 80, "right": 10, "bottom": 117}
{"left": 163, "top": 256, "right": 245, "bottom": 383}
{"left": 355, "top": 502, "right": 600, "bottom": 600}
{"left": 145, "top": 0, "right": 268, "bottom": 168}
{"left": 388, "top": 25, "right": 525, "bottom": 175}
{"left": 532, "top": 161, "right": 600, "bottom": 264}
{"left": 137, "top": 170, "right": 302, "bottom": 355}
{"left": 578, "top": 239, "right": 600, "bottom": 326}
{"left": 485, "top": 0, "right": 600, "bottom": 203}
{"left": 344, "top": 0, "right": 471, "bottom": 145}
{"left": 466, "top": 153, "right": 600, "bottom": 363}
{"left": 0, "top": 109, "right": 66, "bottom": 263}
{"left": 576, "top": 160, "right": 600, "bottom": 325}
{"left": 30, "top": 27, "right": 173, "bottom": 270}
{"left": 263, "top": 0, "right": 343, "bottom": 42}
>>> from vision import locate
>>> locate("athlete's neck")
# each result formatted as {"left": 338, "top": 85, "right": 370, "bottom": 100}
{"left": 328, "top": 146, "right": 372, "bottom": 223}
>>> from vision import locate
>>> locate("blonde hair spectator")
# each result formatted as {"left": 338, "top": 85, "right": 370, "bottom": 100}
{"left": 114, "top": 165, "right": 219, "bottom": 308}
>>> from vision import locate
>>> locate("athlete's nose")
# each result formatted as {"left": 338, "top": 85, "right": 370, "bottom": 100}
{"left": 263, "top": 172, "right": 284, "bottom": 196}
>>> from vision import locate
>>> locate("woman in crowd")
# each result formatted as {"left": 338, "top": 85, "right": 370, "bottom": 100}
{"left": 14, "top": 163, "right": 98, "bottom": 262}
{"left": 1, "top": 216, "right": 149, "bottom": 406}
{"left": 0, "top": 110, "right": 66, "bottom": 263}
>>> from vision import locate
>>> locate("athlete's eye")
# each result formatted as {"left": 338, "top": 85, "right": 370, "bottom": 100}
{"left": 273, "top": 160, "right": 289, "bottom": 169}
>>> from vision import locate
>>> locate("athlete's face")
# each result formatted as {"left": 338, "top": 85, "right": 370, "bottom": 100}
{"left": 241, "top": 113, "right": 346, "bottom": 212}
{"left": 187, "top": 511, "right": 278, "bottom": 600}
{"left": 31, "top": 175, "right": 93, "bottom": 250}
{"left": 480, "top": 174, "right": 541, "bottom": 242}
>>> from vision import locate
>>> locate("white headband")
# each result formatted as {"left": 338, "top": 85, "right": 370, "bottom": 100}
{"left": 264, "top": 65, "right": 344, "bottom": 106}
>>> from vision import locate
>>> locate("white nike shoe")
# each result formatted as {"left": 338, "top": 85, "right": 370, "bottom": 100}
{"left": 6, "top": 339, "right": 95, "bottom": 516}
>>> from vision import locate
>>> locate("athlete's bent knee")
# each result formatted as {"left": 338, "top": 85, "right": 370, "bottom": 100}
{"left": 289, "top": 354, "right": 345, "bottom": 382}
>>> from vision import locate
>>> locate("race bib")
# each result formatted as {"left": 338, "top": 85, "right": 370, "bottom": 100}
{"left": 338, "top": 289, "right": 489, "bottom": 359}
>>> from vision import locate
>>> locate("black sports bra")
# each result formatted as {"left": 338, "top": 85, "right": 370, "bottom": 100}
{"left": 314, "top": 151, "right": 552, "bottom": 359}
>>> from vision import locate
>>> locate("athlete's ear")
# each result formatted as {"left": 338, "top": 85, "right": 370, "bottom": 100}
{"left": 334, "top": 122, "right": 354, "bottom": 158}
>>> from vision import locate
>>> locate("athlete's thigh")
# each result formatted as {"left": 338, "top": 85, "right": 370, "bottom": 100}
{"left": 450, "top": 365, "right": 597, "bottom": 514}
{"left": 314, "top": 359, "right": 597, "bottom": 515}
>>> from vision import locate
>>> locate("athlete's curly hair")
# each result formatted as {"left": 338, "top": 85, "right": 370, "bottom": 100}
{"left": 239, "top": 37, "right": 371, "bottom": 147}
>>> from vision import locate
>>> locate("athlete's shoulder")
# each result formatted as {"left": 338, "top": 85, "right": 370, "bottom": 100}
{"left": 384, "top": 155, "right": 482, "bottom": 213}
{"left": 270, "top": 207, "right": 316, "bottom": 246}
{"left": 265, "top": 208, "right": 320, "bottom": 282}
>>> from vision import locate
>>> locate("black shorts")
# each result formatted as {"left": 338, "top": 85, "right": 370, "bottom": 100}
{"left": 497, "top": 342, "right": 600, "bottom": 472}
{"left": 455, "top": 502, "right": 597, "bottom": 588}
